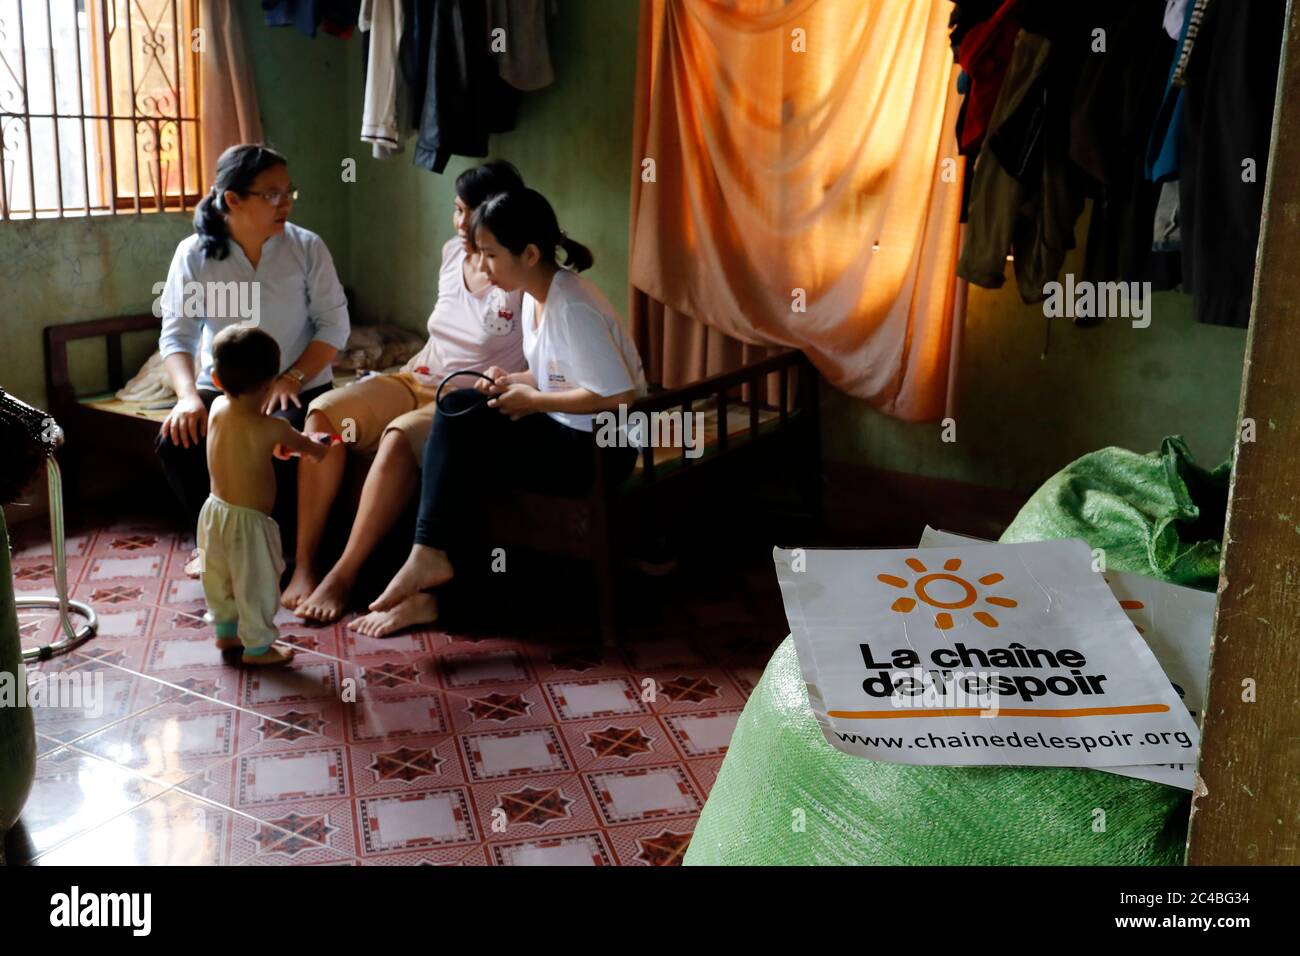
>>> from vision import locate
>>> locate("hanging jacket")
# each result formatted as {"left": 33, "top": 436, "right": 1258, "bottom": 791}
{"left": 400, "top": 0, "right": 436, "bottom": 129}
{"left": 488, "top": 0, "right": 555, "bottom": 93}
{"left": 413, "top": 0, "right": 520, "bottom": 174}
{"left": 1180, "top": 0, "right": 1285, "bottom": 328}
{"left": 1145, "top": 0, "right": 1196, "bottom": 183}
{"left": 956, "top": 6, "right": 1088, "bottom": 304}
{"left": 1071, "top": 0, "right": 1179, "bottom": 289}
{"left": 954, "top": 0, "right": 1023, "bottom": 156}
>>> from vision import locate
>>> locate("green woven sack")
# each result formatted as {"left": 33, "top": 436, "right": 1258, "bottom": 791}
{"left": 684, "top": 437, "right": 1226, "bottom": 866}
{"left": 1000, "top": 436, "right": 1229, "bottom": 588}
{"left": 1, "top": 512, "right": 37, "bottom": 846}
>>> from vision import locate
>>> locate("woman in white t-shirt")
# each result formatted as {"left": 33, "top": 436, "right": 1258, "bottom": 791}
{"left": 283, "top": 161, "right": 528, "bottom": 624}
{"left": 357, "top": 188, "right": 647, "bottom": 635}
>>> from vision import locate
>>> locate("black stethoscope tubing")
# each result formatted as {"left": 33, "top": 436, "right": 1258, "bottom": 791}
{"left": 435, "top": 369, "right": 497, "bottom": 416}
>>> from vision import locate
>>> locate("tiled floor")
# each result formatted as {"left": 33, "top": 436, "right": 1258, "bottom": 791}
{"left": 7, "top": 515, "right": 788, "bottom": 866}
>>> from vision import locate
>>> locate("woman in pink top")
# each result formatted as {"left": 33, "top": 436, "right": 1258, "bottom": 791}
{"left": 283, "top": 161, "right": 527, "bottom": 625}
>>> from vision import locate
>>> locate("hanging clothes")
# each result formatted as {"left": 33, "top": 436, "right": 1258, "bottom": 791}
{"left": 413, "top": 0, "right": 520, "bottom": 174}
{"left": 1145, "top": 0, "right": 1194, "bottom": 186}
{"left": 487, "top": 0, "right": 555, "bottom": 92}
{"left": 1143, "top": 0, "right": 1196, "bottom": 260}
{"left": 1179, "top": 0, "right": 1285, "bottom": 328}
{"left": 1071, "top": 0, "right": 1179, "bottom": 291}
{"left": 400, "top": 0, "right": 437, "bottom": 129}
{"left": 948, "top": 0, "right": 1003, "bottom": 52}
{"left": 1163, "top": 0, "right": 1189, "bottom": 41}
{"left": 953, "top": 0, "right": 1022, "bottom": 156}
{"left": 956, "top": 3, "right": 1088, "bottom": 304}
{"left": 263, "top": 0, "right": 360, "bottom": 38}
{"left": 360, "top": 0, "right": 405, "bottom": 159}
{"left": 1171, "top": 0, "right": 1215, "bottom": 88}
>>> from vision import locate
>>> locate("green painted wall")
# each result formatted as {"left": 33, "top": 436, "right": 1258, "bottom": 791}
{"left": 341, "top": 0, "right": 639, "bottom": 327}
{"left": 822, "top": 244, "right": 1249, "bottom": 494}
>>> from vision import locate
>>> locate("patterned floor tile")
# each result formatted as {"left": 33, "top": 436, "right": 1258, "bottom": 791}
{"left": 488, "top": 830, "right": 616, "bottom": 866}
{"left": 660, "top": 708, "right": 744, "bottom": 758}
{"left": 33, "top": 789, "right": 230, "bottom": 866}
{"left": 447, "top": 682, "right": 556, "bottom": 733}
{"left": 557, "top": 715, "right": 678, "bottom": 772}
{"left": 604, "top": 819, "right": 698, "bottom": 866}
{"left": 542, "top": 676, "right": 651, "bottom": 722}
{"left": 354, "top": 787, "right": 481, "bottom": 855}
{"left": 470, "top": 773, "right": 600, "bottom": 839}
{"left": 18, "top": 746, "right": 170, "bottom": 861}
{"left": 344, "top": 735, "right": 468, "bottom": 796}
{"left": 583, "top": 764, "right": 705, "bottom": 827}
{"left": 17, "top": 515, "right": 789, "bottom": 866}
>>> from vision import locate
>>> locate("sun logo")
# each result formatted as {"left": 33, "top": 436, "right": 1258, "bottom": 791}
{"left": 877, "top": 557, "right": 1018, "bottom": 630}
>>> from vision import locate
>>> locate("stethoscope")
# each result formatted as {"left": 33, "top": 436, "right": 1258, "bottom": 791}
{"left": 435, "top": 369, "right": 498, "bottom": 417}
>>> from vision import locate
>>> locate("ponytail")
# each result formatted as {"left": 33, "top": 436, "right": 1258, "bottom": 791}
{"left": 195, "top": 143, "right": 288, "bottom": 261}
{"left": 193, "top": 189, "right": 230, "bottom": 260}
{"left": 558, "top": 233, "right": 594, "bottom": 272}
{"left": 471, "top": 188, "right": 596, "bottom": 273}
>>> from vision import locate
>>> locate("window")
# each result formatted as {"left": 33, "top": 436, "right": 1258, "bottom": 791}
{"left": 0, "top": 0, "right": 202, "bottom": 219}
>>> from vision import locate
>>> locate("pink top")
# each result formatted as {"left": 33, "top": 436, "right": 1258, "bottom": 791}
{"left": 401, "top": 239, "right": 527, "bottom": 385}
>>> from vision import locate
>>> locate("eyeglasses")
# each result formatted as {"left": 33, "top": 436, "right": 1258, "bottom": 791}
{"left": 245, "top": 186, "right": 299, "bottom": 205}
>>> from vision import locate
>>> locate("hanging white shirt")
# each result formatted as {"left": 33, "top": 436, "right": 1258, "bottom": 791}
{"left": 360, "top": 0, "right": 404, "bottom": 159}
{"left": 521, "top": 268, "right": 647, "bottom": 432}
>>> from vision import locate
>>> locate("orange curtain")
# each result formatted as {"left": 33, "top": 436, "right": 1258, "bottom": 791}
{"left": 199, "top": 0, "right": 264, "bottom": 186}
{"left": 629, "top": 0, "right": 964, "bottom": 421}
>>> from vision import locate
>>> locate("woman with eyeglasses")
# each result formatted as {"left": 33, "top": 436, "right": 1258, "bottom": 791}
{"left": 155, "top": 143, "right": 350, "bottom": 573}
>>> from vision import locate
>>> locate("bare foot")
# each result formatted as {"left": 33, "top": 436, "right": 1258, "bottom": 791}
{"left": 185, "top": 548, "right": 203, "bottom": 579}
{"left": 241, "top": 643, "right": 295, "bottom": 667}
{"left": 281, "top": 564, "right": 318, "bottom": 610}
{"left": 369, "top": 545, "right": 454, "bottom": 612}
{"left": 349, "top": 592, "right": 438, "bottom": 637}
{"left": 296, "top": 570, "right": 352, "bottom": 623}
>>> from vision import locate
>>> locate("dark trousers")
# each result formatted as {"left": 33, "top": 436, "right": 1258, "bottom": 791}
{"left": 415, "top": 389, "right": 636, "bottom": 550}
{"left": 154, "top": 383, "right": 331, "bottom": 539}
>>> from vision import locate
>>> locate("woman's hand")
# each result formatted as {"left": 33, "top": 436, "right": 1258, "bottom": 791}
{"left": 487, "top": 383, "right": 540, "bottom": 420}
{"left": 161, "top": 394, "right": 208, "bottom": 449}
{"left": 263, "top": 374, "right": 303, "bottom": 415}
{"left": 475, "top": 366, "right": 510, "bottom": 395}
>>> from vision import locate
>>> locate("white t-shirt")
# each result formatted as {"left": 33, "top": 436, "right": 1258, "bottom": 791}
{"left": 522, "top": 268, "right": 648, "bottom": 432}
{"left": 402, "top": 239, "right": 527, "bottom": 385}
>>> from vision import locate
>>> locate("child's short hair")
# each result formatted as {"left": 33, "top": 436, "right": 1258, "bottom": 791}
{"left": 212, "top": 324, "right": 280, "bottom": 397}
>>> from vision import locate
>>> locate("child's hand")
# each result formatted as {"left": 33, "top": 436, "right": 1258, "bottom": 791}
{"left": 272, "top": 443, "right": 294, "bottom": 461}
{"left": 304, "top": 433, "right": 333, "bottom": 461}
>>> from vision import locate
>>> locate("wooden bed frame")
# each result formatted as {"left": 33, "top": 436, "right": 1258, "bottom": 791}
{"left": 44, "top": 314, "right": 821, "bottom": 643}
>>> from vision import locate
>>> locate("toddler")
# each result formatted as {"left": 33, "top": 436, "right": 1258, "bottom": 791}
{"left": 198, "top": 324, "right": 327, "bottom": 666}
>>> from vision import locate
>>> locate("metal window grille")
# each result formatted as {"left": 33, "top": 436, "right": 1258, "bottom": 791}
{"left": 0, "top": 0, "right": 202, "bottom": 220}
